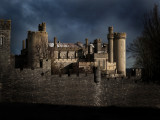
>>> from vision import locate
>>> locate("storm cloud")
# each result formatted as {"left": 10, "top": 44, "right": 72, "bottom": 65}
{"left": 0, "top": 0, "right": 159, "bottom": 67}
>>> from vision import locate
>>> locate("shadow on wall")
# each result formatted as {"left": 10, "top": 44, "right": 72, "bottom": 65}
{"left": 0, "top": 103, "right": 160, "bottom": 119}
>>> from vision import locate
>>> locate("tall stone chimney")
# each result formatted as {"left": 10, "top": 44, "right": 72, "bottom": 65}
{"left": 54, "top": 37, "right": 57, "bottom": 48}
{"left": 85, "top": 38, "right": 88, "bottom": 48}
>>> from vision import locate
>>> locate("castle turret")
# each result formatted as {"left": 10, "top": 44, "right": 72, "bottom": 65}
{"left": 115, "top": 33, "right": 126, "bottom": 76}
{"left": 0, "top": 19, "right": 11, "bottom": 30}
{"left": 113, "top": 32, "right": 118, "bottom": 62}
{"left": 38, "top": 22, "right": 46, "bottom": 32}
{"left": 38, "top": 24, "right": 41, "bottom": 31}
{"left": 94, "top": 39, "right": 102, "bottom": 53}
{"left": 107, "top": 26, "right": 114, "bottom": 63}
{"left": 27, "top": 23, "right": 48, "bottom": 68}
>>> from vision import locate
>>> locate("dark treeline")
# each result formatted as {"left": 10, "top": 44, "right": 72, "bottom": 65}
{"left": 127, "top": 4, "right": 160, "bottom": 82}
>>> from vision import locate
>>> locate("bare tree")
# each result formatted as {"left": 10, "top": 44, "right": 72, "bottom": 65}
{"left": 127, "top": 4, "right": 160, "bottom": 82}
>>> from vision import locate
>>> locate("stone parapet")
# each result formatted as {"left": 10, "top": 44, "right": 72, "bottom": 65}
{"left": 0, "top": 19, "right": 11, "bottom": 30}
{"left": 114, "top": 32, "right": 126, "bottom": 39}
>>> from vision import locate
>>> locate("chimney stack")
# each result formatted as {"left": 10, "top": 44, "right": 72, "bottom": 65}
{"left": 85, "top": 38, "right": 88, "bottom": 48}
{"left": 54, "top": 37, "right": 57, "bottom": 48}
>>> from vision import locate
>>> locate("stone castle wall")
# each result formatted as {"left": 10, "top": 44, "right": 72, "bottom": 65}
{"left": 2, "top": 67, "right": 144, "bottom": 107}
{"left": 1, "top": 68, "right": 107, "bottom": 106}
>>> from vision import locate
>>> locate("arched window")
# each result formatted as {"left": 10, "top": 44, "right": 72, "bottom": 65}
{"left": 40, "top": 59, "right": 43, "bottom": 68}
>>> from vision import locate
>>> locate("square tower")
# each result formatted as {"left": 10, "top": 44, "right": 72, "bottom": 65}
{"left": 0, "top": 19, "right": 11, "bottom": 72}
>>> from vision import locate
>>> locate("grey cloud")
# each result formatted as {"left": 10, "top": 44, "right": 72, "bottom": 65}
{"left": 0, "top": 0, "right": 159, "bottom": 67}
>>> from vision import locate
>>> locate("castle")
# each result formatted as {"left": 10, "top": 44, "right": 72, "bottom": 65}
{"left": 0, "top": 20, "right": 126, "bottom": 77}
{"left": 0, "top": 19, "right": 11, "bottom": 73}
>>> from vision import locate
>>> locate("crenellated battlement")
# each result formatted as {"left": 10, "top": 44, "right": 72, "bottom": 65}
{"left": 108, "top": 26, "right": 113, "bottom": 34}
{"left": 94, "top": 38, "right": 101, "bottom": 43}
{"left": 114, "top": 32, "right": 126, "bottom": 39}
{"left": 0, "top": 20, "right": 127, "bottom": 77}
{"left": 38, "top": 22, "right": 46, "bottom": 31}
{"left": 0, "top": 19, "right": 11, "bottom": 30}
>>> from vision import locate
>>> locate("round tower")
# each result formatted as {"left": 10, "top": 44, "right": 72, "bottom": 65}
{"left": 107, "top": 26, "right": 114, "bottom": 63}
{"left": 113, "top": 32, "right": 118, "bottom": 63}
{"left": 115, "top": 33, "right": 126, "bottom": 76}
{"left": 27, "top": 23, "right": 48, "bottom": 68}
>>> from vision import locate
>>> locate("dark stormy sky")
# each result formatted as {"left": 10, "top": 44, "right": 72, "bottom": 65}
{"left": 0, "top": 0, "right": 159, "bottom": 68}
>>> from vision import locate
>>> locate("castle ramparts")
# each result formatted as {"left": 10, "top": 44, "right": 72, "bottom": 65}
{"left": 0, "top": 19, "right": 11, "bottom": 30}
{"left": 0, "top": 20, "right": 127, "bottom": 106}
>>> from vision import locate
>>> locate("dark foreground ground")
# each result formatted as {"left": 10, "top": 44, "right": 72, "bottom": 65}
{"left": 1, "top": 73, "right": 160, "bottom": 119}
{"left": 0, "top": 103, "right": 160, "bottom": 120}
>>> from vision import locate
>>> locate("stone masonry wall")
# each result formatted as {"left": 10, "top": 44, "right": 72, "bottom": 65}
{"left": 1, "top": 68, "right": 106, "bottom": 106}
{"left": 0, "top": 20, "right": 11, "bottom": 74}
{"left": 2, "top": 68, "right": 160, "bottom": 107}
{"left": 0, "top": 30, "right": 11, "bottom": 73}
